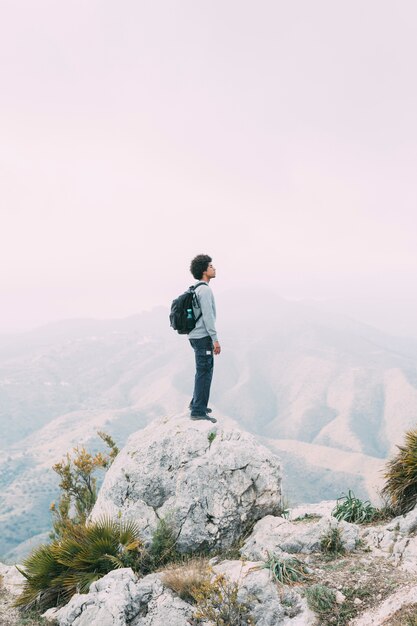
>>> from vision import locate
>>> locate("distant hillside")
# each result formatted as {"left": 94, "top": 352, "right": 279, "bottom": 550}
{"left": 1, "top": 291, "right": 417, "bottom": 560}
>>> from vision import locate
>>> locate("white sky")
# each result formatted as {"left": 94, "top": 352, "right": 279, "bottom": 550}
{"left": 1, "top": 0, "right": 417, "bottom": 333}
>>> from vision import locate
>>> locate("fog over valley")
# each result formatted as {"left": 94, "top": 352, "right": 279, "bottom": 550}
{"left": 1, "top": 292, "right": 417, "bottom": 561}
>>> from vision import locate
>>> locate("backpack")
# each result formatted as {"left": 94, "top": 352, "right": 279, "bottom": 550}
{"left": 169, "top": 282, "right": 207, "bottom": 334}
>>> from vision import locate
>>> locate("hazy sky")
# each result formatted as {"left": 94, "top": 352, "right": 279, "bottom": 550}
{"left": 1, "top": 0, "right": 417, "bottom": 333}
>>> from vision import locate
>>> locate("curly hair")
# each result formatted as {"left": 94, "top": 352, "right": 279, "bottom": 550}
{"left": 190, "top": 254, "right": 212, "bottom": 279}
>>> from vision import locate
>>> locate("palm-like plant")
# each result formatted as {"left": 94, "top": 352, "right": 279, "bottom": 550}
{"left": 332, "top": 490, "right": 379, "bottom": 523}
{"left": 382, "top": 428, "right": 417, "bottom": 515}
{"left": 15, "top": 517, "right": 143, "bottom": 612}
{"left": 263, "top": 553, "right": 310, "bottom": 585}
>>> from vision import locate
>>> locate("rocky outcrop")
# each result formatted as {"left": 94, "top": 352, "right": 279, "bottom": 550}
{"left": 211, "top": 559, "right": 316, "bottom": 626}
{"left": 362, "top": 505, "right": 417, "bottom": 573}
{"left": 10, "top": 410, "right": 415, "bottom": 626}
{"left": 241, "top": 514, "right": 358, "bottom": 560}
{"left": 45, "top": 568, "right": 194, "bottom": 626}
{"left": 45, "top": 562, "right": 316, "bottom": 626}
{"left": 90, "top": 415, "right": 282, "bottom": 553}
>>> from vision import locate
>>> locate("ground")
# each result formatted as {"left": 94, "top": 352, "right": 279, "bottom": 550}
{"left": 300, "top": 550, "right": 417, "bottom": 624}
{"left": 0, "top": 581, "right": 48, "bottom": 626}
{"left": 2, "top": 530, "right": 417, "bottom": 625}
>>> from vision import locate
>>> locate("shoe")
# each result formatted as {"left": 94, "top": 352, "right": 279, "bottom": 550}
{"left": 189, "top": 403, "right": 212, "bottom": 413}
{"left": 191, "top": 414, "right": 217, "bottom": 423}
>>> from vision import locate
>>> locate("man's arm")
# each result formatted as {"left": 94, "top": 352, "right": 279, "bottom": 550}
{"left": 199, "top": 287, "right": 221, "bottom": 354}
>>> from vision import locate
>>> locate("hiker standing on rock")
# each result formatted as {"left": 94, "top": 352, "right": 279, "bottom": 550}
{"left": 188, "top": 254, "right": 220, "bottom": 423}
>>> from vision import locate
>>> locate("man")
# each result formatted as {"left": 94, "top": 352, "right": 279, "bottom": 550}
{"left": 188, "top": 254, "right": 221, "bottom": 423}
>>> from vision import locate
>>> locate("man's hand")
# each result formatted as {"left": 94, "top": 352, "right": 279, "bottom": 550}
{"left": 213, "top": 341, "right": 221, "bottom": 355}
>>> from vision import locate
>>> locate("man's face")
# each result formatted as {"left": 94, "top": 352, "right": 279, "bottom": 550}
{"left": 206, "top": 262, "right": 216, "bottom": 279}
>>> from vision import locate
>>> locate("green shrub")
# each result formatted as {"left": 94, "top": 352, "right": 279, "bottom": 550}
{"left": 208, "top": 431, "right": 217, "bottom": 447}
{"left": 263, "top": 553, "right": 310, "bottom": 585}
{"left": 305, "top": 584, "right": 336, "bottom": 616}
{"left": 50, "top": 431, "right": 119, "bottom": 538}
{"left": 320, "top": 527, "right": 345, "bottom": 556}
{"left": 382, "top": 427, "right": 417, "bottom": 515}
{"left": 192, "top": 574, "right": 254, "bottom": 625}
{"left": 146, "top": 517, "right": 180, "bottom": 570}
{"left": 332, "top": 490, "right": 379, "bottom": 523}
{"left": 15, "top": 517, "right": 142, "bottom": 612}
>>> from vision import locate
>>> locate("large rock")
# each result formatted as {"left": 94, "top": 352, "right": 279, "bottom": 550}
{"left": 47, "top": 561, "right": 315, "bottom": 626}
{"left": 211, "top": 560, "right": 316, "bottom": 626}
{"left": 361, "top": 503, "right": 417, "bottom": 571}
{"left": 241, "top": 515, "right": 359, "bottom": 560}
{"left": 46, "top": 568, "right": 194, "bottom": 626}
{"left": 90, "top": 415, "right": 282, "bottom": 552}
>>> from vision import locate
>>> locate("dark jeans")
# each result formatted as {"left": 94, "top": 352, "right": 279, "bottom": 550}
{"left": 189, "top": 335, "right": 214, "bottom": 415}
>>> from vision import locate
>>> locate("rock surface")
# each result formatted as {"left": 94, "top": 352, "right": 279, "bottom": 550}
{"left": 361, "top": 504, "right": 417, "bottom": 573}
{"left": 349, "top": 584, "right": 417, "bottom": 625}
{"left": 46, "top": 561, "right": 316, "bottom": 626}
{"left": 0, "top": 563, "right": 25, "bottom": 596}
{"left": 30, "top": 500, "right": 417, "bottom": 626}
{"left": 212, "top": 560, "right": 316, "bottom": 626}
{"left": 46, "top": 568, "right": 194, "bottom": 626}
{"left": 90, "top": 415, "right": 282, "bottom": 552}
{"left": 241, "top": 514, "right": 358, "bottom": 560}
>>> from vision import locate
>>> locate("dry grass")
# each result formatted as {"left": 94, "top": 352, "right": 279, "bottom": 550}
{"left": 161, "top": 557, "right": 211, "bottom": 603}
{"left": 384, "top": 603, "right": 417, "bottom": 625}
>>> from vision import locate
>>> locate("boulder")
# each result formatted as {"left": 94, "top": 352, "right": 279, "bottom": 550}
{"left": 361, "top": 504, "right": 417, "bottom": 570}
{"left": 241, "top": 515, "right": 359, "bottom": 560}
{"left": 392, "top": 536, "right": 417, "bottom": 572}
{"left": 211, "top": 560, "right": 316, "bottom": 626}
{"left": 90, "top": 415, "right": 282, "bottom": 553}
{"left": 212, "top": 560, "right": 285, "bottom": 625}
{"left": 288, "top": 500, "right": 336, "bottom": 521}
{"left": 47, "top": 568, "right": 194, "bottom": 626}
{"left": 387, "top": 503, "right": 417, "bottom": 535}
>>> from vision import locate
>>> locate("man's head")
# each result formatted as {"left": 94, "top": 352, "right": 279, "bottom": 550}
{"left": 190, "top": 254, "right": 216, "bottom": 281}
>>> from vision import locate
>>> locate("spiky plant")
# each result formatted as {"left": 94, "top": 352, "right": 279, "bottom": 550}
{"left": 332, "top": 490, "right": 379, "bottom": 523}
{"left": 382, "top": 427, "right": 417, "bottom": 515}
{"left": 320, "top": 527, "right": 345, "bottom": 557}
{"left": 263, "top": 553, "right": 310, "bottom": 585}
{"left": 15, "top": 517, "right": 143, "bottom": 612}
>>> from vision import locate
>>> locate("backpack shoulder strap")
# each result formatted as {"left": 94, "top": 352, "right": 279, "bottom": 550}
{"left": 190, "top": 281, "right": 208, "bottom": 316}
{"left": 191, "top": 281, "right": 208, "bottom": 290}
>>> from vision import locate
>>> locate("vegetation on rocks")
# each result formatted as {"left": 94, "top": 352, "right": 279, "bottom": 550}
{"left": 50, "top": 431, "right": 119, "bottom": 538}
{"left": 140, "top": 516, "right": 181, "bottom": 574}
{"left": 320, "top": 527, "right": 346, "bottom": 557}
{"left": 9, "top": 423, "right": 417, "bottom": 624}
{"left": 14, "top": 433, "right": 128, "bottom": 612}
{"left": 162, "top": 557, "right": 211, "bottom": 603}
{"left": 332, "top": 490, "right": 380, "bottom": 524}
{"left": 305, "top": 584, "right": 336, "bottom": 618}
{"left": 14, "top": 427, "right": 182, "bottom": 614}
{"left": 15, "top": 516, "right": 143, "bottom": 612}
{"left": 382, "top": 427, "right": 417, "bottom": 515}
{"left": 192, "top": 573, "right": 254, "bottom": 625}
{"left": 263, "top": 553, "right": 310, "bottom": 585}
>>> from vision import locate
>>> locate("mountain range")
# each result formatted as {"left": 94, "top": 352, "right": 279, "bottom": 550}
{"left": 1, "top": 289, "right": 417, "bottom": 561}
